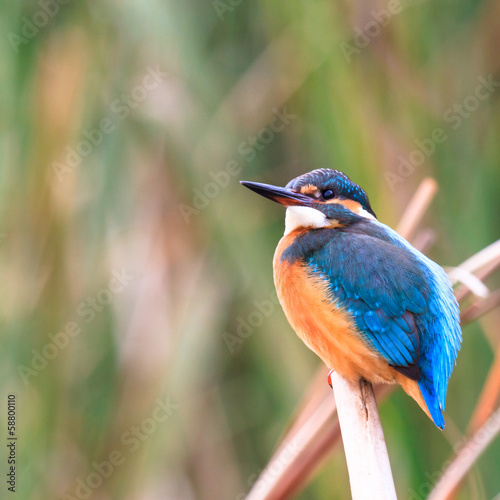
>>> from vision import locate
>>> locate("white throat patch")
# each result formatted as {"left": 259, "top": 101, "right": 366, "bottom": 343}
{"left": 284, "top": 206, "right": 328, "bottom": 235}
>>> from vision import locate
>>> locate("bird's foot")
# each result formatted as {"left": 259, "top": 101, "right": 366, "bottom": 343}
{"left": 327, "top": 369, "right": 335, "bottom": 388}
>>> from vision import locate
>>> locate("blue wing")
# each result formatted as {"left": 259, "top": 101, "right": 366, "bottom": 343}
{"left": 376, "top": 222, "right": 462, "bottom": 422}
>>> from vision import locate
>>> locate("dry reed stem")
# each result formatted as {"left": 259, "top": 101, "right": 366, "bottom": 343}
{"left": 330, "top": 374, "right": 397, "bottom": 500}
{"left": 453, "top": 240, "right": 500, "bottom": 303}
{"left": 460, "top": 289, "right": 500, "bottom": 323}
{"left": 396, "top": 178, "right": 438, "bottom": 240}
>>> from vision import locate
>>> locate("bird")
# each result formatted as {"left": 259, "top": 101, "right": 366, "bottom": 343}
{"left": 240, "top": 169, "right": 461, "bottom": 429}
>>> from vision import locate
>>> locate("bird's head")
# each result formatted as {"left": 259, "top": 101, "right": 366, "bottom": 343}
{"left": 241, "top": 169, "right": 376, "bottom": 235}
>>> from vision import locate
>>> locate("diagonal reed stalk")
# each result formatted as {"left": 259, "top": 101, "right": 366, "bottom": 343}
{"left": 244, "top": 178, "right": 500, "bottom": 500}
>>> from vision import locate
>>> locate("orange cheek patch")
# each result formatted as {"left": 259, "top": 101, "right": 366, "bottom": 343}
{"left": 299, "top": 184, "right": 319, "bottom": 195}
{"left": 325, "top": 198, "right": 363, "bottom": 212}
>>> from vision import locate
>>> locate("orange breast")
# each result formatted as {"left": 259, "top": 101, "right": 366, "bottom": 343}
{"left": 273, "top": 229, "right": 396, "bottom": 384}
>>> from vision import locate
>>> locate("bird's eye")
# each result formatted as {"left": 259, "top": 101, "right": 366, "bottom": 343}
{"left": 322, "top": 189, "right": 335, "bottom": 200}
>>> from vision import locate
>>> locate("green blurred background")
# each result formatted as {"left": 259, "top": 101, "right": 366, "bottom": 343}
{"left": 1, "top": 0, "right": 499, "bottom": 499}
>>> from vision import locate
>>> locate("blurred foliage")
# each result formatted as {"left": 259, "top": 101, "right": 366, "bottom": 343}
{"left": 0, "top": 0, "right": 499, "bottom": 499}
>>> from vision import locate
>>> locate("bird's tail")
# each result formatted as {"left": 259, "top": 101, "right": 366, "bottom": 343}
{"left": 417, "top": 379, "right": 445, "bottom": 430}
{"left": 394, "top": 373, "right": 445, "bottom": 429}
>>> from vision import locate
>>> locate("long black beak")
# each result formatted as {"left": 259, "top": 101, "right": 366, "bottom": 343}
{"left": 240, "top": 181, "right": 312, "bottom": 207}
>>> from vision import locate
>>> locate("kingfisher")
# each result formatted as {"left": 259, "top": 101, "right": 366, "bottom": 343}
{"left": 241, "top": 169, "right": 461, "bottom": 429}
